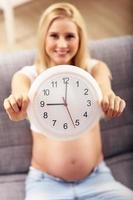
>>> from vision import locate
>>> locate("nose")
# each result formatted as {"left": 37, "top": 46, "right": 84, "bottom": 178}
{"left": 58, "top": 37, "right": 67, "bottom": 48}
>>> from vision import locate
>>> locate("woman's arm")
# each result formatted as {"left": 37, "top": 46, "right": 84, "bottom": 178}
{"left": 91, "top": 61, "right": 126, "bottom": 118}
{"left": 3, "top": 73, "right": 31, "bottom": 121}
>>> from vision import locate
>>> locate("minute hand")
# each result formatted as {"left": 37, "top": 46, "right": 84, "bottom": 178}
{"left": 65, "top": 82, "right": 68, "bottom": 103}
{"left": 62, "top": 97, "right": 75, "bottom": 128}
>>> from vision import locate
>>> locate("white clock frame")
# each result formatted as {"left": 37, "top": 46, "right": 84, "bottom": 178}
{"left": 27, "top": 65, "right": 104, "bottom": 140}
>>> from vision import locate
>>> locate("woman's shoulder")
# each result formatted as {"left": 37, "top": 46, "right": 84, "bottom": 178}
{"left": 19, "top": 65, "right": 36, "bottom": 72}
{"left": 87, "top": 58, "right": 101, "bottom": 73}
{"left": 89, "top": 58, "right": 99, "bottom": 66}
{"left": 15, "top": 65, "right": 37, "bottom": 82}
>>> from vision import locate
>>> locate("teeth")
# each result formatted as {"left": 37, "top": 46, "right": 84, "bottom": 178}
{"left": 55, "top": 50, "right": 68, "bottom": 53}
{"left": 57, "top": 52, "right": 66, "bottom": 53}
{"left": 56, "top": 52, "right": 68, "bottom": 55}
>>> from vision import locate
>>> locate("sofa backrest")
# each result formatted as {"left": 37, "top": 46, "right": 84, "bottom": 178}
{"left": 90, "top": 36, "right": 133, "bottom": 159}
{"left": 0, "top": 36, "right": 133, "bottom": 175}
{"left": 90, "top": 36, "right": 133, "bottom": 189}
{"left": 0, "top": 50, "right": 36, "bottom": 174}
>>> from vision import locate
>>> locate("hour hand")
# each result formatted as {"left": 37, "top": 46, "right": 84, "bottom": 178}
{"left": 46, "top": 103, "right": 65, "bottom": 106}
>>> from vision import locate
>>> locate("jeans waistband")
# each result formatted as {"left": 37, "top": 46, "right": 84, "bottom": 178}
{"left": 29, "top": 161, "right": 108, "bottom": 183}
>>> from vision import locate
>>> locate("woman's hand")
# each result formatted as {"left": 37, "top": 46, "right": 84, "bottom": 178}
{"left": 101, "top": 90, "right": 126, "bottom": 119}
{"left": 3, "top": 94, "right": 29, "bottom": 121}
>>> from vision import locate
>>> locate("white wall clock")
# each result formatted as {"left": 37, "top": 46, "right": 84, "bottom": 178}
{"left": 27, "top": 65, "right": 104, "bottom": 140}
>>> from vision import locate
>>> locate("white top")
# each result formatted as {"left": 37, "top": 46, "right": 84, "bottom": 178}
{"left": 16, "top": 59, "right": 99, "bottom": 83}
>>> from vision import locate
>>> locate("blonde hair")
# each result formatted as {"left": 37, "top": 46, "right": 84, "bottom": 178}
{"left": 35, "top": 2, "right": 90, "bottom": 74}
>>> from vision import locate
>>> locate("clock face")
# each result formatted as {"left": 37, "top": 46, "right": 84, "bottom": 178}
{"left": 27, "top": 65, "right": 103, "bottom": 140}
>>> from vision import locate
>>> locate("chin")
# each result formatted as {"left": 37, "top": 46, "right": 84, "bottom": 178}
{"left": 53, "top": 57, "right": 72, "bottom": 65}
{"left": 55, "top": 61, "right": 71, "bottom": 65}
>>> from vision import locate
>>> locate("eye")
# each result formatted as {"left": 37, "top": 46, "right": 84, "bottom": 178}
{"left": 66, "top": 34, "right": 75, "bottom": 40}
{"left": 49, "top": 33, "right": 59, "bottom": 39}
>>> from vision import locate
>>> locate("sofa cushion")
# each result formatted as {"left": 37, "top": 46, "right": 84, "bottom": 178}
{"left": 0, "top": 112, "right": 32, "bottom": 174}
{"left": 0, "top": 174, "right": 26, "bottom": 200}
{"left": 106, "top": 152, "right": 133, "bottom": 190}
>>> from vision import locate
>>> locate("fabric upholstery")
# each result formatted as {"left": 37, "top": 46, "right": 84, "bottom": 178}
{"left": 90, "top": 36, "right": 133, "bottom": 189}
{"left": 0, "top": 36, "right": 132, "bottom": 199}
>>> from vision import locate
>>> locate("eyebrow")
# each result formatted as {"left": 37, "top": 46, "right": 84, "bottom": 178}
{"left": 48, "top": 31, "right": 77, "bottom": 35}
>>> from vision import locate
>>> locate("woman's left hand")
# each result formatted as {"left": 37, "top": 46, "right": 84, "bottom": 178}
{"left": 101, "top": 91, "right": 126, "bottom": 119}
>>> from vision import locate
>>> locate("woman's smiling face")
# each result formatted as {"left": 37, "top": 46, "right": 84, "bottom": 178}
{"left": 45, "top": 17, "right": 79, "bottom": 66}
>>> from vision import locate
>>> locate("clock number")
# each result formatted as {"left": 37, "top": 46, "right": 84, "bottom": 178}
{"left": 83, "top": 111, "right": 88, "bottom": 117}
{"left": 63, "top": 77, "right": 69, "bottom": 84}
{"left": 63, "top": 123, "right": 68, "bottom": 129}
{"left": 75, "top": 119, "right": 80, "bottom": 126}
{"left": 51, "top": 81, "right": 57, "bottom": 87}
{"left": 40, "top": 101, "right": 45, "bottom": 107}
{"left": 52, "top": 120, "right": 57, "bottom": 126}
{"left": 43, "top": 89, "right": 50, "bottom": 96}
{"left": 84, "top": 88, "right": 89, "bottom": 95}
{"left": 87, "top": 100, "right": 91, "bottom": 106}
{"left": 43, "top": 112, "right": 48, "bottom": 119}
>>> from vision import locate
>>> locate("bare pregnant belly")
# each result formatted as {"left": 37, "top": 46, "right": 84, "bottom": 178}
{"left": 31, "top": 124, "right": 103, "bottom": 181}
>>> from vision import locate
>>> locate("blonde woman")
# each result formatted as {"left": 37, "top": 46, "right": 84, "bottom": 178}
{"left": 3, "top": 2, "right": 133, "bottom": 200}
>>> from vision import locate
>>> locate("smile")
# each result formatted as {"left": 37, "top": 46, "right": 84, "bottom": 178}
{"left": 55, "top": 50, "right": 69, "bottom": 56}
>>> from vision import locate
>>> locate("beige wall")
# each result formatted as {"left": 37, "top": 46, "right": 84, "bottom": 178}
{"left": 0, "top": 0, "right": 132, "bottom": 52}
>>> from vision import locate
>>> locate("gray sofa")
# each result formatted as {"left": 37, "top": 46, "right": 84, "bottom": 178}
{"left": 0, "top": 36, "right": 133, "bottom": 199}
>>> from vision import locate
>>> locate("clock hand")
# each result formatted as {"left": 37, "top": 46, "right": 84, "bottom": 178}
{"left": 46, "top": 103, "right": 65, "bottom": 106}
{"left": 65, "top": 82, "right": 68, "bottom": 103}
{"left": 62, "top": 97, "right": 75, "bottom": 128}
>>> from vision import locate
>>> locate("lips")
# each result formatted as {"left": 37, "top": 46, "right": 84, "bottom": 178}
{"left": 55, "top": 49, "right": 69, "bottom": 56}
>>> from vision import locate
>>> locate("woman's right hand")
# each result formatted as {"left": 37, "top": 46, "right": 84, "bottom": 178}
{"left": 3, "top": 94, "right": 29, "bottom": 121}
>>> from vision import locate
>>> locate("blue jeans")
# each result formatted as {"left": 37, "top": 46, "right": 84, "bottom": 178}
{"left": 25, "top": 161, "right": 133, "bottom": 200}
